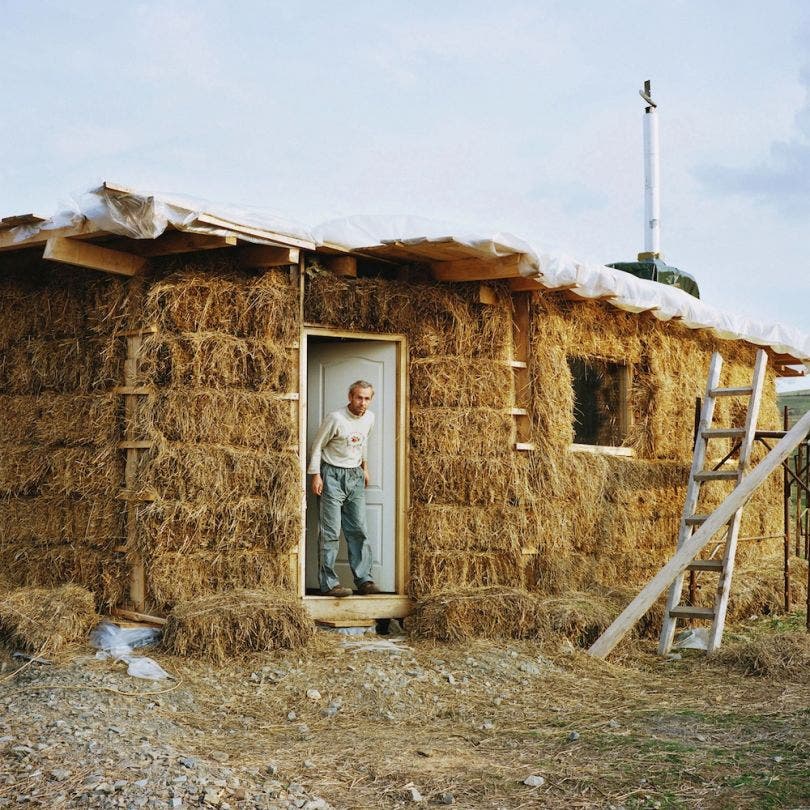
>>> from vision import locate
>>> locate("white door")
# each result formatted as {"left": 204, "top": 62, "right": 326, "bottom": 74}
{"left": 305, "top": 339, "right": 397, "bottom": 592}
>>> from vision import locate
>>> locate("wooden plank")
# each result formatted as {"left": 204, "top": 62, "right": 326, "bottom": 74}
{"left": 193, "top": 212, "right": 315, "bottom": 250}
{"left": 478, "top": 285, "right": 498, "bottom": 305}
{"left": 432, "top": 253, "right": 521, "bottom": 282}
{"left": 114, "top": 326, "right": 159, "bottom": 338}
{"left": 0, "top": 214, "right": 47, "bottom": 230}
{"left": 113, "top": 386, "right": 151, "bottom": 395}
{"left": 710, "top": 386, "right": 754, "bottom": 397}
{"left": 590, "top": 408, "right": 810, "bottom": 658}
{"left": 118, "top": 440, "right": 153, "bottom": 449}
{"left": 241, "top": 244, "right": 300, "bottom": 268}
{"left": 111, "top": 608, "right": 167, "bottom": 626}
{"left": 0, "top": 220, "right": 108, "bottom": 252}
{"left": 569, "top": 444, "right": 635, "bottom": 457}
{"left": 304, "top": 594, "right": 413, "bottom": 621}
{"left": 508, "top": 276, "right": 543, "bottom": 293}
{"left": 515, "top": 442, "right": 536, "bottom": 451}
{"left": 316, "top": 619, "right": 376, "bottom": 628}
{"left": 510, "top": 408, "right": 529, "bottom": 416}
{"left": 43, "top": 237, "right": 146, "bottom": 277}
{"left": 127, "top": 232, "right": 238, "bottom": 257}
{"left": 324, "top": 255, "right": 357, "bottom": 277}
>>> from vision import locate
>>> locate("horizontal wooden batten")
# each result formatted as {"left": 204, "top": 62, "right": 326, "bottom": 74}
{"left": 0, "top": 213, "right": 46, "bottom": 230}
{"left": 432, "top": 253, "right": 522, "bottom": 282}
{"left": 304, "top": 595, "right": 412, "bottom": 621}
{"left": 569, "top": 443, "right": 635, "bottom": 457}
{"left": 124, "top": 232, "right": 238, "bottom": 257}
{"left": 43, "top": 236, "right": 147, "bottom": 277}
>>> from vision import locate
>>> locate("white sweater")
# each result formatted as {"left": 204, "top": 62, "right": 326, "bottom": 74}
{"left": 307, "top": 407, "right": 375, "bottom": 474}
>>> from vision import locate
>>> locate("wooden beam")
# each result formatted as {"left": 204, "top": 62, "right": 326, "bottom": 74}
{"left": 43, "top": 237, "right": 146, "bottom": 277}
{"left": 110, "top": 608, "right": 167, "bottom": 626}
{"left": 0, "top": 214, "right": 46, "bottom": 230}
{"left": 588, "top": 408, "right": 810, "bottom": 659}
{"left": 0, "top": 220, "right": 108, "bottom": 253}
{"left": 304, "top": 594, "right": 412, "bottom": 621}
{"left": 241, "top": 244, "right": 300, "bottom": 268}
{"left": 432, "top": 253, "right": 521, "bottom": 282}
{"left": 323, "top": 255, "right": 357, "bottom": 277}
{"left": 509, "top": 276, "right": 544, "bottom": 292}
{"left": 478, "top": 285, "right": 498, "bottom": 305}
{"left": 127, "top": 232, "right": 238, "bottom": 257}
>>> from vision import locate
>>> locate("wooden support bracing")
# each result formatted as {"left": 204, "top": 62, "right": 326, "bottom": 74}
{"left": 432, "top": 253, "right": 522, "bottom": 282}
{"left": 322, "top": 255, "right": 357, "bottom": 277}
{"left": 589, "top": 378, "right": 810, "bottom": 659}
{"left": 240, "top": 244, "right": 300, "bottom": 268}
{"left": 43, "top": 236, "right": 147, "bottom": 277}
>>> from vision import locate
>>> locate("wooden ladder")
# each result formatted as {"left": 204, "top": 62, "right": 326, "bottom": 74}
{"left": 657, "top": 349, "right": 768, "bottom": 654}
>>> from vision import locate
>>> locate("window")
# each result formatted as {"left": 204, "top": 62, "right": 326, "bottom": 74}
{"left": 569, "top": 357, "right": 631, "bottom": 447}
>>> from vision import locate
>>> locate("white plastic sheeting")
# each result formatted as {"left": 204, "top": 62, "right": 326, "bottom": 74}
{"left": 4, "top": 183, "right": 809, "bottom": 362}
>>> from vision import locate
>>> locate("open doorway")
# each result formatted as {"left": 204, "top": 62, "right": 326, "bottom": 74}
{"left": 303, "top": 332, "right": 405, "bottom": 595}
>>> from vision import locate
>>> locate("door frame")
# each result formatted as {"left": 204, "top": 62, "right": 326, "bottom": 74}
{"left": 298, "top": 327, "right": 409, "bottom": 600}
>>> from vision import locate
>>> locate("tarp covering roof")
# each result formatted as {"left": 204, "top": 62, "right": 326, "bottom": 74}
{"left": 2, "top": 183, "right": 809, "bottom": 364}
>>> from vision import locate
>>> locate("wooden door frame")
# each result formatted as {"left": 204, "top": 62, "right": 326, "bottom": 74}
{"left": 298, "top": 327, "right": 410, "bottom": 613}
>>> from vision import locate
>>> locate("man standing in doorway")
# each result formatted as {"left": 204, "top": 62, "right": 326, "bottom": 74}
{"left": 307, "top": 380, "right": 381, "bottom": 597}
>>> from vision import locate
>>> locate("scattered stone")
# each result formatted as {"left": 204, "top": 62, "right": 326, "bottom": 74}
{"left": 49, "top": 768, "right": 71, "bottom": 781}
{"left": 306, "top": 689, "right": 321, "bottom": 700}
{"left": 436, "top": 792, "right": 455, "bottom": 804}
{"left": 607, "top": 719, "right": 621, "bottom": 729}
{"left": 567, "top": 731, "right": 580, "bottom": 742}
{"left": 287, "top": 711, "right": 298, "bottom": 721}
{"left": 178, "top": 756, "right": 197, "bottom": 769}
{"left": 480, "top": 720, "right": 495, "bottom": 731}
{"left": 298, "top": 723, "right": 311, "bottom": 737}
{"left": 266, "top": 762, "right": 279, "bottom": 776}
{"left": 170, "top": 799, "right": 182, "bottom": 808}
{"left": 667, "top": 653, "right": 683, "bottom": 661}
{"left": 210, "top": 751, "right": 229, "bottom": 763}
{"left": 773, "top": 755, "right": 784, "bottom": 763}
{"left": 403, "top": 782, "right": 424, "bottom": 802}
{"left": 445, "top": 674, "right": 456, "bottom": 685}
{"left": 288, "top": 783, "right": 305, "bottom": 794}
{"left": 303, "top": 759, "right": 315, "bottom": 769}
{"left": 518, "top": 660, "right": 542, "bottom": 675}
{"left": 523, "top": 775, "right": 545, "bottom": 788}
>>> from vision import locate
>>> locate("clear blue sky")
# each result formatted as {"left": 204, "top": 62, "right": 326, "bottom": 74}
{"left": 2, "top": 1, "right": 809, "bottom": 380}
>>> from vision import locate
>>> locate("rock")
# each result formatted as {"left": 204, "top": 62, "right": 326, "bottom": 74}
{"left": 210, "top": 751, "right": 229, "bottom": 763}
{"left": 178, "top": 756, "right": 197, "bottom": 769}
{"left": 170, "top": 799, "right": 182, "bottom": 808}
{"left": 567, "top": 731, "right": 580, "bottom": 742}
{"left": 773, "top": 755, "right": 784, "bottom": 763}
{"left": 480, "top": 720, "right": 494, "bottom": 731}
{"left": 436, "top": 793, "right": 455, "bottom": 805}
{"left": 112, "top": 779, "right": 128, "bottom": 791}
{"left": 134, "top": 779, "right": 149, "bottom": 788}
{"left": 607, "top": 719, "right": 620, "bottom": 729}
{"left": 667, "top": 653, "right": 682, "bottom": 661}
{"left": 266, "top": 763, "right": 279, "bottom": 776}
{"left": 493, "top": 697, "right": 503, "bottom": 706}
{"left": 288, "top": 783, "right": 305, "bottom": 794}
{"left": 445, "top": 674, "right": 456, "bottom": 685}
{"left": 303, "top": 759, "right": 315, "bottom": 769}
{"left": 306, "top": 689, "right": 321, "bottom": 700}
{"left": 303, "top": 800, "right": 329, "bottom": 810}
{"left": 518, "top": 660, "right": 541, "bottom": 675}
{"left": 49, "top": 768, "right": 71, "bottom": 781}
{"left": 321, "top": 706, "right": 339, "bottom": 718}
{"left": 287, "top": 711, "right": 298, "bottom": 721}
{"left": 403, "top": 782, "right": 423, "bottom": 802}
{"left": 523, "top": 775, "right": 545, "bottom": 787}
{"left": 298, "top": 723, "right": 311, "bottom": 737}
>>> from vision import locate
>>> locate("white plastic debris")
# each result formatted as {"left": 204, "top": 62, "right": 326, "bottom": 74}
{"left": 89, "top": 621, "right": 168, "bottom": 680}
{"left": 673, "top": 627, "right": 710, "bottom": 650}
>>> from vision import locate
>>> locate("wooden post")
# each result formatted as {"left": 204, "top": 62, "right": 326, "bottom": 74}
{"left": 590, "top": 408, "right": 810, "bottom": 659}
{"left": 510, "top": 292, "right": 533, "bottom": 450}
{"left": 125, "top": 335, "right": 146, "bottom": 610}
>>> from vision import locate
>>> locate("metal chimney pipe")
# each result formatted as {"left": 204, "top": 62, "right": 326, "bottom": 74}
{"left": 640, "top": 80, "right": 660, "bottom": 257}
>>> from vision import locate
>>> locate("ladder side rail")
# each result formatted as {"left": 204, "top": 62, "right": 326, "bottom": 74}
{"left": 658, "top": 353, "right": 724, "bottom": 654}
{"left": 590, "top": 407, "right": 810, "bottom": 659}
{"left": 708, "top": 349, "right": 768, "bottom": 651}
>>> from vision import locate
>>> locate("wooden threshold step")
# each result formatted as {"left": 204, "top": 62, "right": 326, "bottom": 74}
{"left": 669, "top": 606, "right": 716, "bottom": 620}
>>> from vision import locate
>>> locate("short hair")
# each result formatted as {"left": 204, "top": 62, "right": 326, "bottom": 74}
{"left": 348, "top": 380, "right": 374, "bottom": 396}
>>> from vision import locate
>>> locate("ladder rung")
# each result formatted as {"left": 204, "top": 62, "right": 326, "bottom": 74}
{"left": 709, "top": 386, "right": 753, "bottom": 397}
{"left": 686, "top": 559, "right": 724, "bottom": 572}
{"left": 694, "top": 470, "right": 739, "bottom": 481}
{"left": 684, "top": 514, "right": 708, "bottom": 525}
{"left": 669, "top": 606, "right": 716, "bottom": 619}
{"left": 702, "top": 428, "right": 746, "bottom": 438}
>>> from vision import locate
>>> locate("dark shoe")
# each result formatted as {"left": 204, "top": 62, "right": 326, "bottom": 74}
{"left": 357, "top": 581, "right": 381, "bottom": 595}
{"left": 322, "top": 586, "right": 352, "bottom": 598}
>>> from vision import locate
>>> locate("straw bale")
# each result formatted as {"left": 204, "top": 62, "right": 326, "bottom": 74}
{"left": 46, "top": 446, "right": 121, "bottom": 498}
{"left": 0, "top": 396, "right": 40, "bottom": 443}
{"left": 144, "top": 265, "right": 298, "bottom": 342}
{"left": 409, "top": 504, "right": 525, "bottom": 553}
{"left": 409, "top": 586, "right": 549, "bottom": 641}
{"left": 409, "top": 358, "right": 512, "bottom": 408}
{"left": 35, "top": 392, "right": 119, "bottom": 446}
{"left": 712, "top": 632, "right": 810, "bottom": 677}
{"left": 541, "top": 591, "right": 616, "bottom": 646}
{"left": 410, "top": 407, "right": 513, "bottom": 456}
{"left": 140, "top": 444, "right": 298, "bottom": 505}
{"left": 0, "top": 544, "right": 125, "bottom": 609}
{"left": 304, "top": 272, "right": 511, "bottom": 359}
{"left": 140, "top": 331, "right": 296, "bottom": 392}
{"left": 0, "top": 496, "right": 120, "bottom": 546}
{"left": 0, "top": 584, "right": 98, "bottom": 653}
{"left": 142, "top": 389, "right": 296, "bottom": 450}
{"left": 162, "top": 588, "right": 314, "bottom": 662}
{"left": 410, "top": 452, "right": 532, "bottom": 506}
{"left": 146, "top": 551, "right": 295, "bottom": 608}
{"left": 137, "top": 497, "right": 299, "bottom": 555}
{"left": 0, "top": 446, "right": 50, "bottom": 495}
{"left": 726, "top": 554, "right": 808, "bottom": 621}
{"left": 409, "top": 548, "right": 522, "bottom": 598}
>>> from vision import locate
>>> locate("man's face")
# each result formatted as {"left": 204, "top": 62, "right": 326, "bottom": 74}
{"left": 348, "top": 387, "right": 373, "bottom": 416}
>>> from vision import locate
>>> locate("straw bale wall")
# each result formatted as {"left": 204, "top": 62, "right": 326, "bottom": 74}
{"left": 133, "top": 254, "right": 300, "bottom": 609}
{"left": 305, "top": 273, "right": 784, "bottom": 613}
{"left": 0, "top": 263, "right": 128, "bottom": 607}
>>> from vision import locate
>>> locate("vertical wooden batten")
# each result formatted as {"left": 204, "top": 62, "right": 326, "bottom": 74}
{"left": 510, "top": 292, "right": 534, "bottom": 450}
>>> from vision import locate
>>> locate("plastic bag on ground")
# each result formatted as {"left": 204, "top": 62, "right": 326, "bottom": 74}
{"left": 89, "top": 622, "right": 161, "bottom": 656}
{"left": 126, "top": 657, "right": 170, "bottom": 680}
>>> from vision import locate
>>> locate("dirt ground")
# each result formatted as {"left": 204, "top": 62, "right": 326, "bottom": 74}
{"left": 0, "top": 614, "right": 808, "bottom": 809}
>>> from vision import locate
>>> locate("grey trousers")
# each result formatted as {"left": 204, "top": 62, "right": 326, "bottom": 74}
{"left": 318, "top": 463, "right": 373, "bottom": 592}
